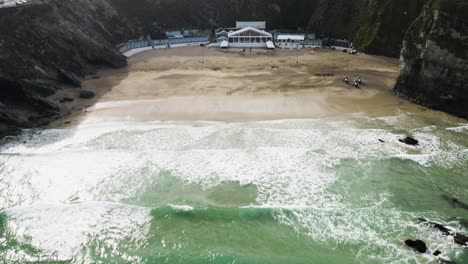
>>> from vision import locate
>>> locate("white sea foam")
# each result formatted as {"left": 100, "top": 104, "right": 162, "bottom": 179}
{"left": 168, "top": 204, "right": 194, "bottom": 211}
{"left": 446, "top": 124, "right": 468, "bottom": 133}
{"left": 0, "top": 115, "right": 467, "bottom": 263}
{"left": 1, "top": 202, "right": 151, "bottom": 263}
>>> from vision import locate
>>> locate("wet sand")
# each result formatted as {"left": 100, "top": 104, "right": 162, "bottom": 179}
{"left": 49, "top": 46, "right": 460, "bottom": 125}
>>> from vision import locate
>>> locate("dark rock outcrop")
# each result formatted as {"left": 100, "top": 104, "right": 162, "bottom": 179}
{"left": 0, "top": 0, "right": 136, "bottom": 138}
{"left": 394, "top": 0, "right": 468, "bottom": 119}
{"left": 419, "top": 218, "right": 468, "bottom": 246}
{"left": 399, "top": 137, "right": 419, "bottom": 146}
{"left": 442, "top": 195, "right": 468, "bottom": 210}
{"left": 454, "top": 233, "right": 468, "bottom": 246}
{"left": 405, "top": 239, "right": 428, "bottom": 253}
{"left": 60, "top": 97, "right": 74, "bottom": 103}
{"left": 79, "top": 90, "right": 95, "bottom": 99}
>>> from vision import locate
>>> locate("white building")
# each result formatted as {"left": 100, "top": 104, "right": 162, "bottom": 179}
{"left": 225, "top": 26, "right": 274, "bottom": 49}
{"left": 276, "top": 34, "right": 305, "bottom": 49}
{"left": 215, "top": 30, "right": 230, "bottom": 43}
{"left": 236, "top": 21, "right": 266, "bottom": 30}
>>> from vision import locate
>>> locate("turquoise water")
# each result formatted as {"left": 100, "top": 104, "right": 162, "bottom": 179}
{"left": 0, "top": 112, "right": 467, "bottom": 263}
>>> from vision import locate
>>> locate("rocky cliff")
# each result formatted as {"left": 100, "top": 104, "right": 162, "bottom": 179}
{"left": 307, "top": 0, "right": 427, "bottom": 57}
{"left": 110, "top": 0, "right": 319, "bottom": 32}
{"left": 394, "top": 0, "right": 468, "bottom": 119}
{"left": 0, "top": 0, "right": 136, "bottom": 138}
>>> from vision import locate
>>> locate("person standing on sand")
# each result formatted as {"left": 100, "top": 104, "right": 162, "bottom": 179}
{"left": 344, "top": 77, "right": 349, "bottom": 84}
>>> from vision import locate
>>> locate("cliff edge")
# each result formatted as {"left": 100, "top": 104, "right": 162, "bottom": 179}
{"left": 394, "top": 0, "right": 468, "bottom": 119}
{"left": 0, "top": 0, "right": 135, "bottom": 138}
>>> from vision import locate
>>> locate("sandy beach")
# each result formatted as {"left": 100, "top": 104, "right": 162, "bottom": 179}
{"left": 50, "top": 46, "right": 454, "bottom": 125}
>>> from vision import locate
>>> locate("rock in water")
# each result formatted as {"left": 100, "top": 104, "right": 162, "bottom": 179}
{"left": 459, "top": 219, "right": 468, "bottom": 228}
{"left": 418, "top": 218, "right": 468, "bottom": 246}
{"left": 441, "top": 195, "right": 468, "bottom": 210}
{"left": 454, "top": 233, "right": 468, "bottom": 246}
{"left": 433, "top": 223, "right": 452, "bottom": 235}
{"left": 439, "top": 258, "right": 459, "bottom": 264}
{"left": 433, "top": 250, "right": 442, "bottom": 256}
{"left": 405, "top": 239, "right": 428, "bottom": 253}
{"left": 79, "top": 90, "right": 95, "bottom": 99}
{"left": 399, "top": 137, "right": 419, "bottom": 146}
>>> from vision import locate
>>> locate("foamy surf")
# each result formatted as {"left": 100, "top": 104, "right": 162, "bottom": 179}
{"left": 0, "top": 114, "right": 467, "bottom": 263}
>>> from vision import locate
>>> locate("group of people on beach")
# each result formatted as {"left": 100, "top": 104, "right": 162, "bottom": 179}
{"left": 344, "top": 76, "right": 362, "bottom": 88}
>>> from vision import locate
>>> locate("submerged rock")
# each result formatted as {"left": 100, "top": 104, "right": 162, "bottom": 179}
{"left": 442, "top": 195, "right": 468, "bottom": 210}
{"left": 459, "top": 219, "right": 468, "bottom": 228}
{"left": 439, "top": 259, "right": 457, "bottom": 264}
{"left": 419, "top": 218, "right": 453, "bottom": 234}
{"left": 419, "top": 218, "right": 468, "bottom": 246}
{"left": 405, "top": 239, "right": 427, "bottom": 253}
{"left": 399, "top": 137, "right": 419, "bottom": 146}
{"left": 433, "top": 223, "right": 452, "bottom": 235}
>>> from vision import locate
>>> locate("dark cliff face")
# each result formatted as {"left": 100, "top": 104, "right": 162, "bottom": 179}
{"left": 110, "top": 0, "right": 319, "bottom": 31}
{"left": 0, "top": 0, "right": 136, "bottom": 138}
{"left": 394, "top": 0, "right": 468, "bottom": 119}
{"left": 307, "top": 0, "right": 427, "bottom": 57}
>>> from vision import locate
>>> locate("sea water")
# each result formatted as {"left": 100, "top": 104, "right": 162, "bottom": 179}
{"left": 0, "top": 112, "right": 467, "bottom": 263}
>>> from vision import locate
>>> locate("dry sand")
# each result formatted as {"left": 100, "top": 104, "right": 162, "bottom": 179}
{"left": 50, "top": 46, "right": 457, "bottom": 125}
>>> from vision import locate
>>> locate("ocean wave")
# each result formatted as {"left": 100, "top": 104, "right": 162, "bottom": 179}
{"left": 0, "top": 115, "right": 467, "bottom": 263}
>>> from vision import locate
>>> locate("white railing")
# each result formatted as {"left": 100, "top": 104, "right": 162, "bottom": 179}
{"left": 228, "top": 43, "right": 267, "bottom": 48}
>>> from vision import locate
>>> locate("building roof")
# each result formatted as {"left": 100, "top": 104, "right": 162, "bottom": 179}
{"left": 228, "top": 27, "right": 272, "bottom": 37}
{"left": 277, "top": 35, "right": 305, "bottom": 41}
{"left": 236, "top": 21, "right": 266, "bottom": 29}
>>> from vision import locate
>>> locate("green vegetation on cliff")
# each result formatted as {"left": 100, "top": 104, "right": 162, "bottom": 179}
{"left": 307, "top": 0, "right": 426, "bottom": 57}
